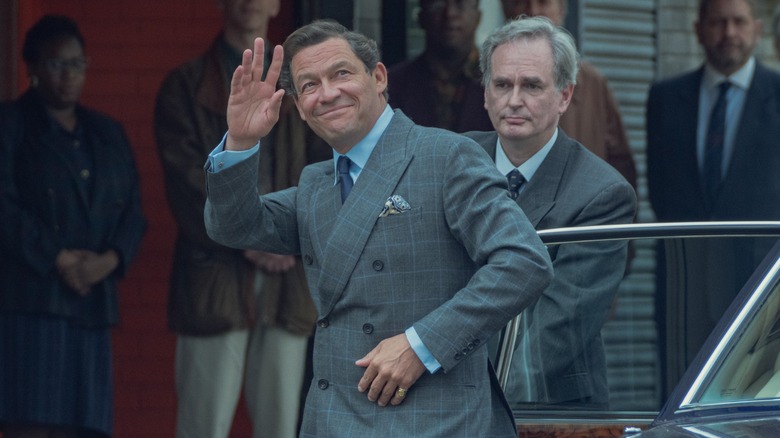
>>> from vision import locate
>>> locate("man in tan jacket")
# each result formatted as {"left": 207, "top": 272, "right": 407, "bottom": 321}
{"left": 154, "top": 1, "right": 326, "bottom": 437}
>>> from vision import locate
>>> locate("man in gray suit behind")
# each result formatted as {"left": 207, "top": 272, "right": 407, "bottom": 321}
{"left": 202, "top": 20, "right": 553, "bottom": 437}
{"left": 465, "top": 16, "right": 636, "bottom": 408}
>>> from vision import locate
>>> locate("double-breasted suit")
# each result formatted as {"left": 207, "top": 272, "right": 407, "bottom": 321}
{"left": 465, "top": 130, "right": 636, "bottom": 406}
{"left": 205, "top": 110, "right": 553, "bottom": 437}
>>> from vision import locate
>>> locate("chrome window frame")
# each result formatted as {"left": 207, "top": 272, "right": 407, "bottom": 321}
{"left": 495, "top": 221, "right": 780, "bottom": 393}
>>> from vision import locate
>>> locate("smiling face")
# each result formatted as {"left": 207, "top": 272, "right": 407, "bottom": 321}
{"left": 290, "top": 37, "right": 388, "bottom": 153}
{"left": 29, "top": 35, "right": 86, "bottom": 110}
{"left": 695, "top": 0, "right": 762, "bottom": 76}
{"left": 484, "top": 37, "right": 572, "bottom": 159}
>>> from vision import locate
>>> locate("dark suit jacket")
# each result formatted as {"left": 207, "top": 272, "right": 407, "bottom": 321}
{"left": 205, "top": 110, "right": 553, "bottom": 437}
{"left": 646, "top": 62, "right": 780, "bottom": 369}
{"left": 0, "top": 90, "right": 146, "bottom": 327}
{"left": 465, "top": 130, "right": 636, "bottom": 406}
{"left": 647, "top": 62, "right": 780, "bottom": 222}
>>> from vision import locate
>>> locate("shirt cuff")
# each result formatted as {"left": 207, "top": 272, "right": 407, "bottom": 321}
{"left": 206, "top": 132, "right": 260, "bottom": 173}
{"left": 405, "top": 327, "right": 442, "bottom": 373}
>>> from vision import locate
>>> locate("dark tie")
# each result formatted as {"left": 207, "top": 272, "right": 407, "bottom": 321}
{"left": 507, "top": 169, "right": 525, "bottom": 200}
{"left": 703, "top": 80, "right": 731, "bottom": 207}
{"left": 337, "top": 155, "right": 353, "bottom": 203}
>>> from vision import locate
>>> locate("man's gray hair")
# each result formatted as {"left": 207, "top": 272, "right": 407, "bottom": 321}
{"left": 480, "top": 15, "right": 579, "bottom": 91}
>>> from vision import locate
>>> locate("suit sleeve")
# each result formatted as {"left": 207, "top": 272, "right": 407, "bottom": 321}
{"left": 413, "top": 139, "right": 554, "bottom": 372}
{"left": 204, "top": 148, "right": 301, "bottom": 255}
{"left": 527, "top": 180, "right": 636, "bottom": 381}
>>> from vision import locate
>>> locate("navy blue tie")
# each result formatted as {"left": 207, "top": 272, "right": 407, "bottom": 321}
{"left": 338, "top": 155, "right": 353, "bottom": 203}
{"left": 703, "top": 81, "right": 731, "bottom": 208}
{"left": 507, "top": 169, "right": 525, "bottom": 200}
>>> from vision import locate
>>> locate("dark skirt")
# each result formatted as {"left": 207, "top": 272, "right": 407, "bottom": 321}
{"left": 0, "top": 314, "right": 113, "bottom": 436}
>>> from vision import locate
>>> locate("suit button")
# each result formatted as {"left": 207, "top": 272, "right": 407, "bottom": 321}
{"left": 317, "top": 318, "right": 329, "bottom": 328}
{"left": 318, "top": 379, "right": 329, "bottom": 390}
{"left": 461, "top": 348, "right": 469, "bottom": 355}
{"left": 362, "top": 323, "right": 374, "bottom": 334}
{"left": 304, "top": 254, "right": 313, "bottom": 265}
{"left": 467, "top": 342, "right": 475, "bottom": 349}
{"left": 454, "top": 353, "right": 463, "bottom": 360}
{"left": 47, "top": 188, "right": 55, "bottom": 197}
{"left": 372, "top": 260, "right": 384, "bottom": 271}
{"left": 473, "top": 339, "right": 480, "bottom": 346}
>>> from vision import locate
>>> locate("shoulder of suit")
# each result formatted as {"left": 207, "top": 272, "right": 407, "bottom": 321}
{"left": 563, "top": 136, "right": 630, "bottom": 185}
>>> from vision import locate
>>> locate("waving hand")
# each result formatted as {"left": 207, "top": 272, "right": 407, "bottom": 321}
{"left": 226, "top": 38, "right": 286, "bottom": 151}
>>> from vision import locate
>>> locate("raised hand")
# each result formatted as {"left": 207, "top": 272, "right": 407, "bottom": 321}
{"left": 226, "top": 38, "right": 286, "bottom": 151}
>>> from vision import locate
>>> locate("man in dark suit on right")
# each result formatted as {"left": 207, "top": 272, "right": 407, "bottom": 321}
{"left": 647, "top": 0, "right": 780, "bottom": 384}
{"left": 466, "top": 16, "right": 636, "bottom": 408}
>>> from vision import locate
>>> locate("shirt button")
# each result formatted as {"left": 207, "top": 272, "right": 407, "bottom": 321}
{"left": 362, "top": 323, "right": 374, "bottom": 334}
{"left": 372, "top": 260, "right": 384, "bottom": 271}
{"left": 318, "top": 379, "right": 329, "bottom": 390}
{"left": 317, "top": 318, "right": 329, "bottom": 328}
{"left": 80, "top": 169, "right": 90, "bottom": 179}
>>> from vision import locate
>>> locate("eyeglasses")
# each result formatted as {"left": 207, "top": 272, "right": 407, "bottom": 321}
{"left": 43, "top": 57, "right": 89, "bottom": 75}
{"left": 424, "top": 0, "right": 479, "bottom": 13}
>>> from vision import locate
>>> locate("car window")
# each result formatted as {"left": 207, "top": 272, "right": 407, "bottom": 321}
{"left": 498, "top": 230, "right": 780, "bottom": 434}
{"left": 697, "top": 263, "right": 780, "bottom": 404}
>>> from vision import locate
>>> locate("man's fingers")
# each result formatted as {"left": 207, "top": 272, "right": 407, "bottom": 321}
{"left": 390, "top": 386, "right": 408, "bottom": 406}
{"left": 357, "top": 361, "right": 377, "bottom": 393}
{"left": 251, "top": 37, "right": 266, "bottom": 81}
{"left": 376, "top": 382, "right": 398, "bottom": 407}
{"left": 263, "top": 45, "right": 284, "bottom": 88}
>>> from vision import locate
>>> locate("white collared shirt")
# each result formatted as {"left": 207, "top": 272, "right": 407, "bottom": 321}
{"left": 494, "top": 128, "right": 558, "bottom": 189}
{"left": 332, "top": 105, "right": 394, "bottom": 185}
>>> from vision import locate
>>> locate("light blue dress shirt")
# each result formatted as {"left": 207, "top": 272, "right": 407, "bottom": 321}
{"left": 207, "top": 105, "right": 443, "bottom": 373}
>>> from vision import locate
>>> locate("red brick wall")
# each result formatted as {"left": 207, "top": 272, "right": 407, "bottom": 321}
{"left": 11, "top": 2, "right": 296, "bottom": 437}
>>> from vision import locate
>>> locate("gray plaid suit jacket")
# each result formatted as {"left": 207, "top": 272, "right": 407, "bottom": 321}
{"left": 204, "top": 110, "right": 553, "bottom": 437}
{"left": 465, "top": 130, "right": 636, "bottom": 406}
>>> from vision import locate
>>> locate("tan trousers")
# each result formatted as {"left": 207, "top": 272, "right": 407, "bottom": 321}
{"left": 174, "top": 291, "right": 308, "bottom": 438}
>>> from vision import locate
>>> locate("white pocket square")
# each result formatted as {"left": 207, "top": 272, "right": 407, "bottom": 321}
{"left": 379, "top": 195, "right": 411, "bottom": 218}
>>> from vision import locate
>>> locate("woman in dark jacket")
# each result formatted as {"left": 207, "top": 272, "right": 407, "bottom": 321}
{"left": 0, "top": 15, "right": 146, "bottom": 437}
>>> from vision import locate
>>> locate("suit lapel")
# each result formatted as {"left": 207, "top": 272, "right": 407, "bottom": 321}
{"left": 316, "top": 111, "right": 414, "bottom": 315}
{"left": 473, "top": 130, "right": 558, "bottom": 227}
{"left": 720, "top": 64, "right": 774, "bottom": 205}
{"left": 516, "top": 135, "right": 573, "bottom": 227}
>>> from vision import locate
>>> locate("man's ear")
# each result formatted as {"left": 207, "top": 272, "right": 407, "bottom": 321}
{"left": 293, "top": 96, "right": 306, "bottom": 121}
{"left": 558, "top": 83, "right": 574, "bottom": 114}
{"left": 373, "top": 62, "right": 389, "bottom": 96}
